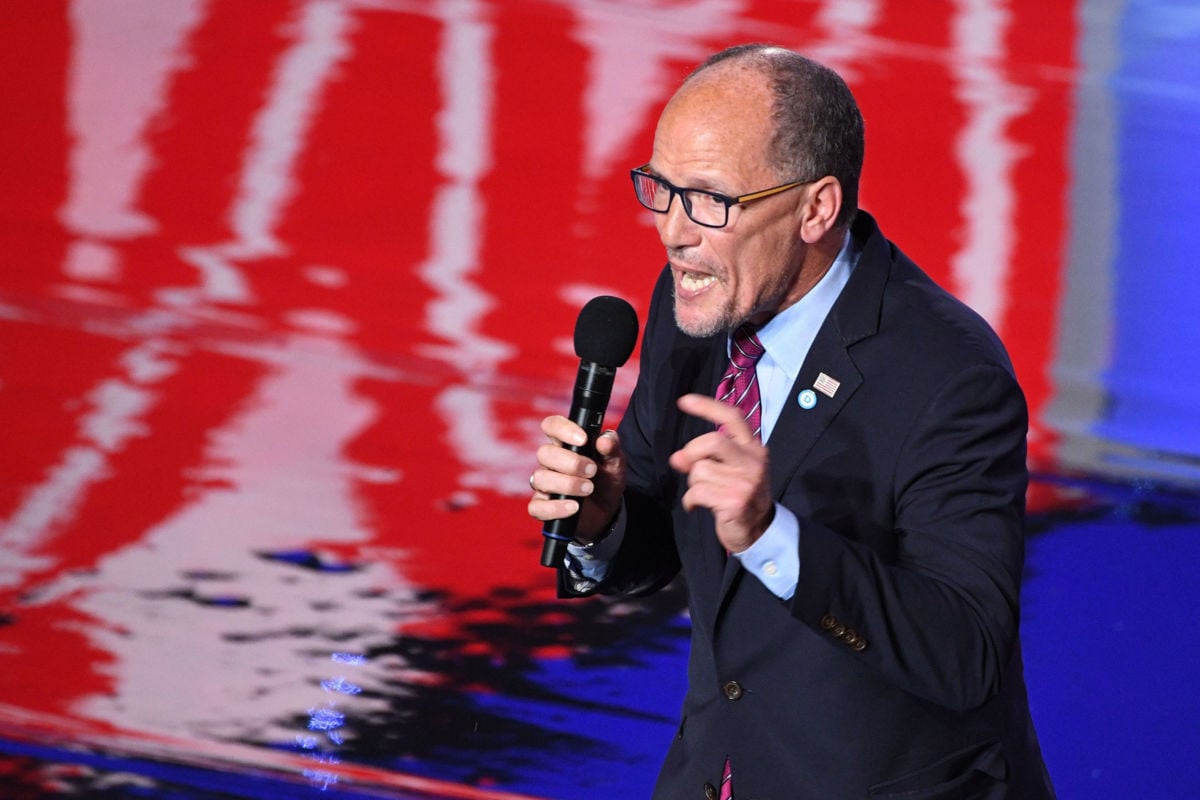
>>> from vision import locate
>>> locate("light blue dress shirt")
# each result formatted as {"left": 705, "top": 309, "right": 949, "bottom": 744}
{"left": 566, "top": 232, "right": 860, "bottom": 600}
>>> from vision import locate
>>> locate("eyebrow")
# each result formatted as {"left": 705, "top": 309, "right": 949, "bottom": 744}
{"left": 647, "top": 165, "right": 734, "bottom": 196}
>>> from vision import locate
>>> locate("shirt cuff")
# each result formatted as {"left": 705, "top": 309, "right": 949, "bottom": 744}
{"left": 732, "top": 503, "right": 799, "bottom": 600}
{"left": 564, "top": 500, "right": 626, "bottom": 584}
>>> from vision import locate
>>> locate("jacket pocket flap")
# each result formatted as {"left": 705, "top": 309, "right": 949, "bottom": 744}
{"left": 869, "top": 738, "right": 1007, "bottom": 798}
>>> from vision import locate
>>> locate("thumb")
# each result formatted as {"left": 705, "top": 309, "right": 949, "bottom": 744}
{"left": 595, "top": 429, "right": 622, "bottom": 461}
{"left": 580, "top": 429, "right": 625, "bottom": 538}
{"left": 594, "top": 430, "right": 626, "bottom": 487}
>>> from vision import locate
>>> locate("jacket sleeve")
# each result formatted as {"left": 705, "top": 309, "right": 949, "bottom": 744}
{"left": 790, "top": 362, "right": 1028, "bottom": 712}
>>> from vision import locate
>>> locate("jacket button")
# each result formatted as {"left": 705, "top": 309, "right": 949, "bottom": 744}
{"left": 723, "top": 680, "right": 744, "bottom": 701}
{"left": 820, "top": 614, "right": 837, "bottom": 629}
{"left": 832, "top": 622, "right": 847, "bottom": 637}
{"left": 853, "top": 637, "right": 869, "bottom": 652}
{"left": 704, "top": 782, "right": 718, "bottom": 799}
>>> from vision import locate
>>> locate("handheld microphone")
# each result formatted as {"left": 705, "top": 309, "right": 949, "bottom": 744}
{"left": 540, "top": 296, "right": 639, "bottom": 568}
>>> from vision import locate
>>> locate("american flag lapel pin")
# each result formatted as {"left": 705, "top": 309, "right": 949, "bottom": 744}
{"left": 814, "top": 372, "right": 840, "bottom": 398}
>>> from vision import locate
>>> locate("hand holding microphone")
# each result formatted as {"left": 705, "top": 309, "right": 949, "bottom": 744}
{"left": 529, "top": 296, "right": 639, "bottom": 568}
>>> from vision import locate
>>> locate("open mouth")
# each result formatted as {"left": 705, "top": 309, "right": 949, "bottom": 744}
{"left": 675, "top": 267, "right": 718, "bottom": 298}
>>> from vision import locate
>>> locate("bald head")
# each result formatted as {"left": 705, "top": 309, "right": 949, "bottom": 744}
{"left": 681, "top": 45, "right": 864, "bottom": 230}
{"left": 656, "top": 62, "right": 778, "bottom": 194}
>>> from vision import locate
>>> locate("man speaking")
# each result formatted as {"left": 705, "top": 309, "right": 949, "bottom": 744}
{"left": 528, "top": 44, "right": 1054, "bottom": 799}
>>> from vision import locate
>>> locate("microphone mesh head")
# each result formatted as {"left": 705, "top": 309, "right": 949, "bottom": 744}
{"left": 573, "top": 296, "right": 639, "bottom": 368}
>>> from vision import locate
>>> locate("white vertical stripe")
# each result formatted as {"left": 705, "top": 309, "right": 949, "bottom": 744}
{"left": 1044, "top": 0, "right": 1122, "bottom": 468}
{"left": 809, "top": 0, "right": 883, "bottom": 81}
{"left": 55, "top": 1, "right": 416, "bottom": 741}
{"left": 570, "top": 0, "right": 745, "bottom": 181}
{"left": 230, "top": 0, "right": 353, "bottom": 258}
{"left": 60, "top": 0, "right": 206, "bottom": 241}
{"left": 169, "top": 0, "right": 355, "bottom": 308}
{"left": 3, "top": 0, "right": 206, "bottom": 578}
{"left": 419, "top": 1, "right": 538, "bottom": 495}
{"left": 949, "top": 0, "right": 1031, "bottom": 330}
{"left": 418, "top": 0, "right": 505, "bottom": 368}
{"left": 0, "top": 342, "right": 176, "bottom": 588}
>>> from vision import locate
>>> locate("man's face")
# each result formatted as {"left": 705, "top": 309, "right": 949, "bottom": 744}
{"left": 649, "top": 66, "right": 809, "bottom": 338}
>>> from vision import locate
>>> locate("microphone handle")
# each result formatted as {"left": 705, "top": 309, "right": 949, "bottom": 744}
{"left": 540, "top": 362, "right": 614, "bottom": 568}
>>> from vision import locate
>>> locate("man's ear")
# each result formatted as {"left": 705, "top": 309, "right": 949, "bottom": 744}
{"left": 798, "top": 176, "right": 843, "bottom": 244}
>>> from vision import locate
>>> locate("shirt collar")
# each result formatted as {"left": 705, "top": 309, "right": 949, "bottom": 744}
{"left": 754, "top": 229, "right": 860, "bottom": 382}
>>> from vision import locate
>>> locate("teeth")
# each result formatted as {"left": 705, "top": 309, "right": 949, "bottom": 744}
{"left": 680, "top": 272, "right": 716, "bottom": 291}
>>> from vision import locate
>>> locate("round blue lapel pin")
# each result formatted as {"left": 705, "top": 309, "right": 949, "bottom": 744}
{"left": 798, "top": 389, "right": 817, "bottom": 410}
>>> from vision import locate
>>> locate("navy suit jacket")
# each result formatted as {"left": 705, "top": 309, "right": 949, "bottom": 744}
{"left": 563, "top": 212, "right": 1054, "bottom": 799}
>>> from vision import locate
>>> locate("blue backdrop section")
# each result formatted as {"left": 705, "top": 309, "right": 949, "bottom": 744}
{"left": 1022, "top": 484, "right": 1200, "bottom": 799}
{"left": 1101, "top": 0, "right": 1200, "bottom": 470}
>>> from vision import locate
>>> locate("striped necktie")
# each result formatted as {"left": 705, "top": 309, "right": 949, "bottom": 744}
{"left": 715, "top": 324, "right": 765, "bottom": 439}
{"left": 713, "top": 327, "right": 762, "bottom": 799}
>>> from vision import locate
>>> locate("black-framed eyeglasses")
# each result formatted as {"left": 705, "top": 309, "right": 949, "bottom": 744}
{"left": 630, "top": 163, "right": 811, "bottom": 229}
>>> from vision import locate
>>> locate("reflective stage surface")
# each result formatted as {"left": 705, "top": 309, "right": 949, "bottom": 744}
{"left": 1, "top": 1, "right": 1198, "bottom": 798}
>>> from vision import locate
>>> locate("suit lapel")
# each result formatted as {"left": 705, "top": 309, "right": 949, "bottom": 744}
{"left": 715, "top": 331, "right": 865, "bottom": 617}
{"left": 766, "top": 213, "right": 890, "bottom": 492}
{"left": 766, "top": 342, "right": 862, "bottom": 493}
{"left": 715, "top": 213, "right": 891, "bottom": 613}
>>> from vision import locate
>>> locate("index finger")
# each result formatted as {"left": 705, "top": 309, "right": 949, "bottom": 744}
{"left": 676, "top": 393, "right": 755, "bottom": 441}
{"left": 540, "top": 415, "right": 587, "bottom": 448}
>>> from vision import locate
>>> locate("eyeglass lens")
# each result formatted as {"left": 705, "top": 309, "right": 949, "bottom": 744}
{"left": 633, "top": 172, "right": 728, "bottom": 227}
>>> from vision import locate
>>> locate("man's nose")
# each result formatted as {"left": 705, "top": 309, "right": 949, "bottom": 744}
{"left": 656, "top": 192, "right": 700, "bottom": 248}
